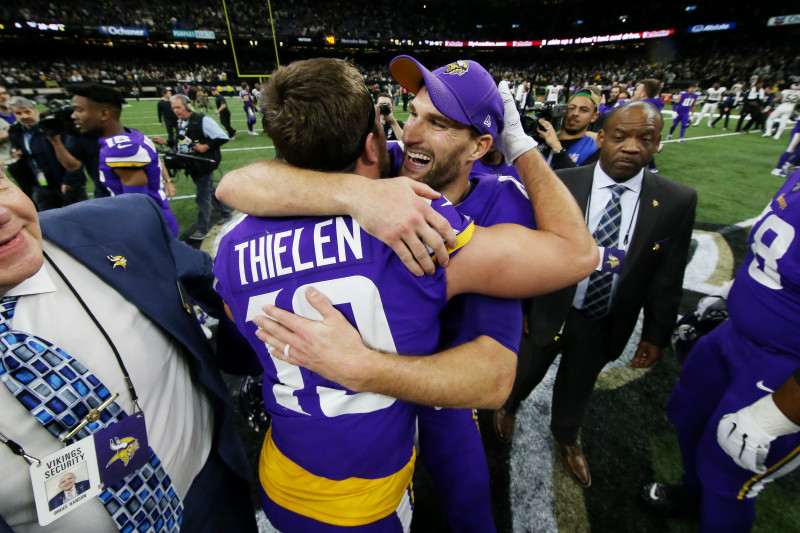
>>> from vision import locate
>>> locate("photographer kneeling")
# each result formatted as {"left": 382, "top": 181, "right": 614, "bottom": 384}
{"left": 537, "top": 87, "right": 601, "bottom": 170}
{"left": 154, "top": 94, "right": 232, "bottom": 240}
{"left": 8, "top": 96, "right": 88, "bottom": 210}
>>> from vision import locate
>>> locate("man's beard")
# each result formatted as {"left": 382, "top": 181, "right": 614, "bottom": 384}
{"left": 405, "top": 143, "right": 467, "bottom": 192}
{"left": 562, "top": 123, "right": 588, "bottom": 136}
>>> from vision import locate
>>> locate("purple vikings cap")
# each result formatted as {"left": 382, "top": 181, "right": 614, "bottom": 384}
{"left": 390, "top": 55, "right": 504, "bottom": 141}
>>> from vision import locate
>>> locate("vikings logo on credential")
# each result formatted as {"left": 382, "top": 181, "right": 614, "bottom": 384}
{"left": 444, "top": 61, "right": 469, "bottom": 76}
{"left": 106, "top": 436, "right": 140, "bottom": 468}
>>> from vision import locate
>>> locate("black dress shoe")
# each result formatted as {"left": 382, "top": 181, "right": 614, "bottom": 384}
{"left": 493, "top": 408, "right": 516, "bottom": 444}
{"left": 641, "top": 482, "right": 700, "bottom": 518}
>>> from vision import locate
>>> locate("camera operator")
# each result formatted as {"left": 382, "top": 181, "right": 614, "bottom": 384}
{"left": 153, "top": 94, "right": 232, "bottom": 240}
{"left": 376, "top": 92, "right": 404, "bottom": 141}
{"left": 39, "top": 93, "right": 112, "bottom": 200}
{"left": 537, "top": 87, "right": 600, "bottom": 170}
{"left": 8, "top": 96, "right": 88, "bottom": 210}
{"left": 157, "top": 89, "right": 179, "bottom": 145}
{"left": 1, "top": 86, "right": 38, "bottom": 200}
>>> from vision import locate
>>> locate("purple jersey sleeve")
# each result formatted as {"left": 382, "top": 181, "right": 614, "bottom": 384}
{"left": 439, "top": 173, "right": 536, "bottom": 353}
{"left": 98, "top": 129, "right": 171, "bottom": 213}
{"left": 727, "top": 169, "right": 800, "bottom": 356}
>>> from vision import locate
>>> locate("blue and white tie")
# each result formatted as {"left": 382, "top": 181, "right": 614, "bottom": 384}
{"left": 582, "top": 184, "right": 626, "bottom": 318}
{"left": 0, "top": 296, "right": 183, "bottom": 532}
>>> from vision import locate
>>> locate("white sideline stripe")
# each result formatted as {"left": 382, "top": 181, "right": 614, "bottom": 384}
{"left": 662, "top": 131, "right": 759, "bottom": 144}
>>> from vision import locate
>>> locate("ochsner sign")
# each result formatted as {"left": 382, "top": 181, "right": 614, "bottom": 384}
{"left": 98, "top": 26, "right": 148, "bottom": 37}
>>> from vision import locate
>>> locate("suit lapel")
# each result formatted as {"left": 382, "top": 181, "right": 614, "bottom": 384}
{"left": 620, "top": 171, "right": 661, "bottom": 280}
{"left": 40, "top": 216, "right": 189, "bottom": 337}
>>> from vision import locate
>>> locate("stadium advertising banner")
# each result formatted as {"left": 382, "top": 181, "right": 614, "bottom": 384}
{"left": 172, "top": 29, "right": 216, "bottom": 40}
{"left": 688, "top": 22, "right": 736, "bottom": 33}
{"left": 98, "top": 26, "right": 148, "bottom": 37}
{"left": 426, "top": 29, "right": 674, "bottom": 48}
{"left": 767, "top": 14, "right": 800, "bottom": 26}
{"left": 14, "top": 21, "right": 65, "bottom": 31}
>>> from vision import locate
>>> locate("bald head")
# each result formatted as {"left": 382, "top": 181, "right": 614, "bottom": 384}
{"left": 597, "top": 102, "right": 663, "bottom": 182}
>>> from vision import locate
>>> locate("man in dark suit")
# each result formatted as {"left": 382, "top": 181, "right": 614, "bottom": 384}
{"left": 48, "top": 472, "right": 91, "bottom": 510}
{"left": 0, "top": 178, "right": 258, "bottom": 532}
{"left": 493, "top": 101, "right": 697, "bottom": 488}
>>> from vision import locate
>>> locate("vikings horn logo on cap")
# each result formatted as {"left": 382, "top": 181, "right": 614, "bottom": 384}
{"left": 443, "top": 61, "right": 469, "bottom": 76}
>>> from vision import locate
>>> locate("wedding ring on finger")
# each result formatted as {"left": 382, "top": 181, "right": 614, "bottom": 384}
{"left": 283, "top": 343, "right": 291, "bottom": 358}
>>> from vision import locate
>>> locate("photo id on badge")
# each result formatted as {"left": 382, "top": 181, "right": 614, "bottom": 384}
{"left": 30, "top": 436, "right": 102, "bottom": 526}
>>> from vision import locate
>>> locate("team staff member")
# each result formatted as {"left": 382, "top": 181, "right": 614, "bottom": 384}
{"left": 154, "top": 95, "right": 232, "bottom": 240}
{"left": 0, "top": 176, "right": 258, "bottom": 532}
{"left": 737, "top": 82, "right": 766, "bottom": 133}
{"left": 646, "top": 169, "right": 800, "bottom": 533}
{"left": 494, "top": 102, "right": 697, "bottom": 489}
{"left": 157, "top": 89, "right": 179, "bottom": 145}
{"left": 211, "top": 87, "right": 236, "bottom": 139}
{"left": 537, "top": 87, "right": 600, "bottom": 169}
{"left": 8, "top": 97, "right": 88, "bottom": 211}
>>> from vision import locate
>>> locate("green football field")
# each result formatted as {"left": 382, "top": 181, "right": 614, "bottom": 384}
{"left": 43, "top": 99, "right": 800, "bottom": 531}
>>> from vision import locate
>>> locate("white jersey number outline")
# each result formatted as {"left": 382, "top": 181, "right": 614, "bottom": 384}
{"left": 748, "top": 211, "right": 795, "bottom": 290}
{"left": 245, "top": 276, "right": 397, "bottom": 417}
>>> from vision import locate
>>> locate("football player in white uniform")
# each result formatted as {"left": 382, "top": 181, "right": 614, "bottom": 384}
{"left": 693, "top": 82, "right": 726, "bottom": 128}
{"left": 763, "top": 84, "right": 800, "bottom": 140}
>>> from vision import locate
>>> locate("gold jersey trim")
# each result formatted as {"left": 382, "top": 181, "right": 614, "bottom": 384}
{"left": 259, "top": 429, "right": 415, "bottom": 525}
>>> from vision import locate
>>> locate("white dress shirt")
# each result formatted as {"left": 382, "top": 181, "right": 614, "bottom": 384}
{"left": 573, "top": 164, "right": 644, "bottom": 310}
{"left": 0, "top": 241, "right": 213, "bottom": 532}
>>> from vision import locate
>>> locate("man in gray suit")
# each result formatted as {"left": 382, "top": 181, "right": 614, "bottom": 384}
{"left": 493, "top": 101, "right": 697, "bottom": 489}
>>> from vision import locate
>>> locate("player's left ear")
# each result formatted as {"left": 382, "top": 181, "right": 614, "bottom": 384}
{"left": 467, "top": 133, "right": 493, "bottom": 163}
{"left": 596, "top": 129, "right": 605, "bottom": 150}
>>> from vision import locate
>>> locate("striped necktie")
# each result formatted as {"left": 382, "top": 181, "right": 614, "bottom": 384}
{"left": 581, "top": 184, "right": 626, "bottom": 318}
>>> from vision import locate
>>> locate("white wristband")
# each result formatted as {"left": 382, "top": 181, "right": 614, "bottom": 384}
{"left": 746, "top": 394, "right": 800, "bottom": 438}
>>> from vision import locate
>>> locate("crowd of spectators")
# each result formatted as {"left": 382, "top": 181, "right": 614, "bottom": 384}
{"left": 1, "top": 34, "right": 796, "bottom": 94}
{"left": 4, "top": 0, "right": 795, "bottom": 40}
{"left": 0, "top": 58, "right": 231, "bottom": 88}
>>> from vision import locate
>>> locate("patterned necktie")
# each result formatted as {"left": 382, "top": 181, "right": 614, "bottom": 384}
{"left": 581, "top": 184, "right": 626, "bottom": 318}
{"left": 0, "top": 296, "right": 183, "bottom": 532}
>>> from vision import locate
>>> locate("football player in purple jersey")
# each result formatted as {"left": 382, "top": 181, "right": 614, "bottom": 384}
{"left": 68, "top": 83, "right": 179, "bottom": 236}
{"left": 239, "top": 82, "right": 258, "bottom": 136}
{"left": 214, "top": 58, "right": 595, "bottom": 531}
{"left": 217, "top": 57, "right": 596, "bottom": 530}
{"left": 771, "top": 120, "right": 800, "bottom": 177}
{"left": 667, "top": 84, "right": 698, "bottom": 143}
{"left": 645, "top": 169, "right": 800, "bottom": 532}
{"left": 633, "top": 78, "right": 665, "bottom": 172}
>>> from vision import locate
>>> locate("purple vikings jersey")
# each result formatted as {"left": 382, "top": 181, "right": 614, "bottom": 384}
{"left": 676, "top": 92, "right": 698, "bottom": 113}
{"left": 727, "top": 170, "right": 800, "bottom": 355}
{"left": 387, "top": 141, "right": 534, "bottom": 351}
{"left": 669, "top": 171, "right": 800, "bottom": 508}
{"left": 213, "top": 198, "right": 474, "bottom": 525}
{"left": 643, "top": 97, "right": 665, "bottom": 112}
{"left": 98, "top": 128, "right": 178, "bottom": 236}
